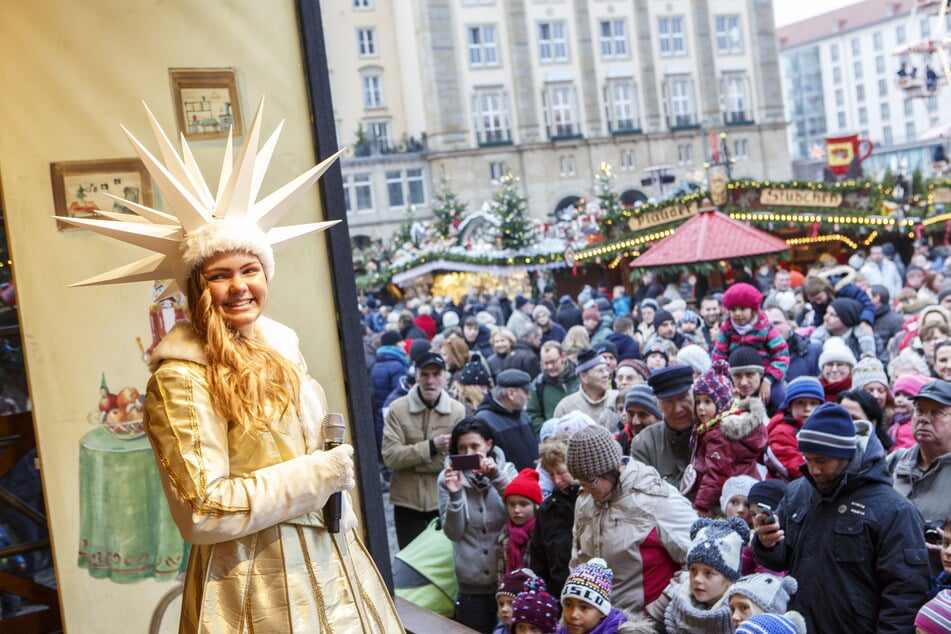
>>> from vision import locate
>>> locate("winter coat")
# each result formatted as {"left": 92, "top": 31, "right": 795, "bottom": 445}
{"left": 529, "top": 484, "right": 579, "bottom": 598}
{"left": 689, "top": 398, "right": 767, "bottom": 514}
{"left": 506, "top": 310, "right": 534, "bottom": 338}
{"left": 413, "top": 314, "right": 437, "bottom": 340}
{"left": 589, "top": 321, "right": 614, "bottom": 346}
{"left": 502, "top": 341, "right": 541, "bottom": 380}
{"left": 873, "top": 304, "right": 906, "bottom": 348}
{"left": 784, "top": 333, "right": 821, "bottom": 381}
{"left": 712, "top": 310, "right": 790, "bottom": 385}
{"left": 631, "top": 423, "right": 693, "bottom": 491}
{"left": 438, "top": 447, "right": 518, "bottom": 594}
{"left": 765, "top": 411, "right": 806, "bottom": 481}
{"left": 467, "top": 323, "right": 495, "bottom": 359}
{"left": 555, "top": 608, "right": 656, "bottom": 634}
{"left": 663, "top": 581, "right": 732, "bottom": 634}
{"left": 553, "top": 387, "right": 620, "bottom": 434}
{"left": 752, "top": 423, "right": 931, "bottom": 633}
{"left": 556, "top": 303, "right": 583, "bottom": 331}
{"left": 606, "top": 332, "right": 641, "bottom": 361}
{"left": 887, "top": 444, "right": 951, "bottom": 525}
{"left": 382, "top": 386, "right": 466, "bottom": 512}
{"left": 526, "top": 364, "right": 580, "bottom": 433}
{"left": 571, "top": 457, "right": 697, "bottom": 615}
{"left": 371, "top": 345, "right": 409, "bottom": 435}
{"left": 487, "top": 352, "right": 508, "bottom": 379}
{"left": 474, "top": 394, "right": 539, "bottom": 471}
{"left": 541, "top": 321, "right": 567, "bottom": 344}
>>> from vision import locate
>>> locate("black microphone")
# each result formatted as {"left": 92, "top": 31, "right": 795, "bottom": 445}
{"left": 321, "top": 413, "right": 347, "bottom": 533}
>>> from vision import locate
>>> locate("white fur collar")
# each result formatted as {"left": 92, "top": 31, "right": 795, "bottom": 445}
{"left": 148, "top": 315, "right": 303, "bottom": 373}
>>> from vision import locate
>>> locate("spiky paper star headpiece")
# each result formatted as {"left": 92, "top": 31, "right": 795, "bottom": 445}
{"left": 61, "top": 97, "right": 342, "bottom": 298}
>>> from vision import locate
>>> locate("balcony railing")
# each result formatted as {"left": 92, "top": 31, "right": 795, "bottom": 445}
{"left": 609, "top": 119, "right": 643, "bottom": 135}
{"left": 668, "top": 114, "right": 699, "bottom": 131}
{"left": 548, "top": 123, "right": 582, "bottom": 140}
{"left": 477, "top": 129, "right": 513, "bottom": 146}
{"left": 724, "top": 111, "right": 754, "bottom": 126}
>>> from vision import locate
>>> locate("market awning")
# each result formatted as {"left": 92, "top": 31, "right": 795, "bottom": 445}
{"left": 390, "top": 258, "right": 565, "bottom": 286}
{"left": 630, "top": 207, "right": 789, "bottom": 268}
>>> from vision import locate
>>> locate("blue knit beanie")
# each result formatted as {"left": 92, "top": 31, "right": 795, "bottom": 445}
{"left": 797, "top": 402, "right": 857, "bottom": 459}
{"left": 780, "top": 376, "right": 824, "bottom": 410}
{"left": 734, "top": 613, "right": 800, "bottom": 634}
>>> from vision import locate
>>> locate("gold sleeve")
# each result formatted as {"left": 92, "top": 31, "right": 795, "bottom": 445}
{"left": 144, "top": 361, "right": 351, "bottom": 545}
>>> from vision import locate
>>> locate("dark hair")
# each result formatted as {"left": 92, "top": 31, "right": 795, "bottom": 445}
{"left": 449, "top": 417, "right": 497, "bottom": 454}
{"left": 944, "top": 515, "right": 951, "bottom": 531}
{"left": 837, "top": 389, "right": 884, "bottom": 427}
{"left": 869, "top": 284, "right": 890, "bottom": 304}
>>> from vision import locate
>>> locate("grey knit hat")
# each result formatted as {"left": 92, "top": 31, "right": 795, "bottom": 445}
{"left": 725, "top": 573, "right": 799, "bottom": 615}
{"left": 624, "top": 384, "right": 662, "bottom": 419}
{"left": 566, "top": 425, "right": 622, "bottom": 482}
{"left": 850, "top": 355, "right": 888, "bottom": 391}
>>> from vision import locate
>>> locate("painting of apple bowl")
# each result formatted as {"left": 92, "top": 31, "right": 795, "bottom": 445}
{"left": 89, "top": 378, "right": 146, "bottom": 440}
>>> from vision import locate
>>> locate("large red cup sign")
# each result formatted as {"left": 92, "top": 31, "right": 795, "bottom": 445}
{"left": 825, "top": 133, "right": 874, "bottom": 175}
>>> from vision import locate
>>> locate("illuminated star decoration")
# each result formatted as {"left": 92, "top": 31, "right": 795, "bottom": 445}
{"left": 60, "top": 97, "right": 343, "bottom": 299}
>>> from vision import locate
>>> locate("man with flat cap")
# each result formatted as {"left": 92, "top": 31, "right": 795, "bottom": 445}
{"left": 553, "top": 349, "right": 620, "bottom": 433}
{"left": 631, "top": 366, "right": 695, "bottom": 492}
{"left": 475, "top": 368, "right": 539, "bottom": 470}
{"left": 888, "top": 379, "right": 951, "bottom": 574}
{"left": 383, "top": 351, "right": 466, "bottom": 547}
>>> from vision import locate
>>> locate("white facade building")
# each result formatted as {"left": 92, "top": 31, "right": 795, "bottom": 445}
{"left": 324, "top": 0, "right": 792, "bottom": 241}
{"left": 778, "top": 0, "right": 950, "bottom": 179}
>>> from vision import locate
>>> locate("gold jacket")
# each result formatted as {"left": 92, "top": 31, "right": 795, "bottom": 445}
{"left": 144, "top": 317, "right": 404, "bottom": 633}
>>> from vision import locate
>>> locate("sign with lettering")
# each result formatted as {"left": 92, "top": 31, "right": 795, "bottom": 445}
{"left": 729, "top": 187, "right": 873, "bottom": 212}
{"left": 759, "top": 188, "right": 843, "bottom": 207}
{"left": 932, "top": 187, "right": 951, "bottom": 204}
{"left": 627, "top": 201, "right": 698, "bottom": 232}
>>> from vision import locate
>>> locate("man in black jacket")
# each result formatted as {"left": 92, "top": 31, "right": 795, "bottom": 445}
{"left": 474, "top": 369, "right": 539, "bottom": 470}
{"left": 753, "top": 402, "right": 930, "bottom": 633}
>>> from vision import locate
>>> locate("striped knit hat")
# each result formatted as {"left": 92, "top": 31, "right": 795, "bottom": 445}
{"left": 798, "top": 402, "right": 857, "bottom": 459}
{"left": 562, "top": 558, "right": 614, "bottom": 616}
{"left": 915, "top": 590, "right": 951, "bottom": 634}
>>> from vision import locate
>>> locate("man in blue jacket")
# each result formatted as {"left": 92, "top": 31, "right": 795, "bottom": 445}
{"left": 752, "top": 402, "right": 930, "bottom": 633}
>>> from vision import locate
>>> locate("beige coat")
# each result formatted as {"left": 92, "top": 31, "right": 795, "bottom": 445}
{"left": 382, "top": 386, "right": 465, "bottom": 512}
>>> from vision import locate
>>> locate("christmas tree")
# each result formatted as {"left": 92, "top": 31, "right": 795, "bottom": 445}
{"left": 431, "top": 176, "right": 468, "bottom": 240}
{"left": 594, "top": 162, "right": 622, "bottom": 218}
{"left": 492, "top": 172, "right": 534, "bottom": 250}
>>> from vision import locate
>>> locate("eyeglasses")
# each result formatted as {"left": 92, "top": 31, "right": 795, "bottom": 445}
{"left": 579, "top": 476, "right": 601, "bottom": 489}
{"left": 913, "top": 405, "right": 951, "bottom": 420}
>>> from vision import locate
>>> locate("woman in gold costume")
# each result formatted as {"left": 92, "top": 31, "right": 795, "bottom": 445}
{"left": 65, "top": 100, "right": 404, "bottom": 633}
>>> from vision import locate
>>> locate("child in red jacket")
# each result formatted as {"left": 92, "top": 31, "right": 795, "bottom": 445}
{"left": 687, "top": 360, "right": 767, "bottom": 516}
{"left": 764, "top": 376, "right": 824, "bottom": 480}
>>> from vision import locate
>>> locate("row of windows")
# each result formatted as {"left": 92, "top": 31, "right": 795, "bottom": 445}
{"left": 354, "top": 15, "right": 746, "bottom": 65}
{"left": 342, "top": 138, "right": 750, "bottom": 215}
{"left": 828, "top": 15, "right": 951, "bottom": 61}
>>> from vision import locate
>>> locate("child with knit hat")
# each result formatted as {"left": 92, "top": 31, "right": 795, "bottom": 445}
{"left": 765, "top": 376, "right": 825, "bottom": 480}
{"left": 915, "top": 589, "right": 951, "bottom": 634}
{"left": 664, "top": 518, "right": 751, "bottom": 634}
{"left": 712, "top": 283, "right": 790, "bottom": 403}
{"left": 677, "top": 311, "right": 707, "bottom": 350}
{"left": 498, "top": 468, "right": 544, "bottom": 581}
{"left": 818, "top": 337, "right": 857, "bottom": 402}
{"left": 511, "top": 577, "right": 560, "bottom": 634}
{"left": 688, "top": 360, "right": 767, "bottom": 516}
{"left": 725, "top": 574, "right": 804, "bottom": 632}
{"left": 496, "top": 568, "right": 541, "bottom": 634}
{"left": 733, "top": 613, "right": 805, "bottom": 634}
{"left": 889, "top": 372, "right": 935, "bottom": 452}
{"left": 558, "top": 558, "right": 651, "bottom": 634}
{"left": 642, "top": 338, "right": 670, "bottom": 372}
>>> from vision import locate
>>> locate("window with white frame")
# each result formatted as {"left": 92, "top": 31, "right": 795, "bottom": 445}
{"left": 668, "top": 77, "right": 694, "bottom": 127}
{"left": 658, "top": 16, "right": 686, "bottom": 56}
{"left": 874, "top": 32, "right": 884, "bottom": 51}
{"left": 353, "top": 0, "right": 372, "bottom": 9}
{"left": 830, "top": 43, "right": 839, "bottom": 61}
{"left": 677, "top": 143, "right": 693, "bottom": 165}
{"left": 906, "top": 121, "right": 916, "bottom": 140}
{"left": 838, "top": 112, "right": 847, "bottom": 128}
{"left": 883, "top": 125, "right": 893, "bottom": 145}
{"left": 851, "top": 38, "right": 861, "bottom": 55}
{"left": 896, "top": 24, "right": 906, "bottom": 44}
{"left": 362, "top": 74, "right": 384, "bottom": 109}
{"left": 928, "top": 95, "right": 939, "bottom": 111}
{"left": 733, "top": 138, "right": 749, "bottom": 159}
{"left": 833, "top": 67, "right": 842, "bottom": 84}
{"left": 835, "top": 89, "right": 844, "bottom": 107}
{"left": 715, "top": 15, "right": 742, "bottom": 54}
{"left": 386, "top": 168, "right": 426, "bottom": 209}
{"left": 560, "top": 155, "right": 576, "bottom": 177}
{"left": 620, "top": 149, "right": 636, "bottom": 171}
{"left": 343, "top": 173, "right": 374, "bottom": 213}
{"left": 875, "top": 55, "right": 885, "bottom": 75}
{"left": 856, "top": 84, "right": 865, "bottom": 102}
{"left": 858, "top": 107, "right": 868, "bottom": 124}
{"left": 489, "top": 161, "right": 508, "bottom": 183}
{"left": 604, "top": 81, "right": 639, "bottom": 132}
{"left": 467, "top": 25, "right": 499, "bottom": 67}
{"left": 544, "top": 84, "right": 578, "bottom": 137}
{"left": 905, "top": 99, "right": 914, "bottom": 116}
{"left": 599, "top": 20, "right": 628, "bottom": 58}
{"left": 365, "top": 120, "right": 391, "bottom": 151}
{"left": 723, "top": 75, "right": 748, "bottom": 122}
{"left": 538, "top": 22, "right": 568, "bottom": 62}
{"left": 472, "top": 91, "right": 511, "bottom": 144}
{"left": 921, "top": 18, "right": 931, "bottom": 37}
{"left": 878, "top": 79, "right": 888, "bottom": 97}
{"left": 357, "top": 28, "right": 377, "bottom": 57}
{"left": 854, "top": 61, "right": 863, "bottom": 80}
{"left": 881, "top": 102, "right": 890, "bottom": 120}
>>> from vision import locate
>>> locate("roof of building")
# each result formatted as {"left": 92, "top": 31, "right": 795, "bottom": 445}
{"left": 777, "top": 0, "right": 912, "bottom": 50}
{"left": 630, "top": 208, "right": 789, "bottom": 268}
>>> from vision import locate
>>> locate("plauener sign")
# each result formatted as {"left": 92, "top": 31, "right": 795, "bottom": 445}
{"left": 627, "top": 200, "right": 699, "bottom": 232}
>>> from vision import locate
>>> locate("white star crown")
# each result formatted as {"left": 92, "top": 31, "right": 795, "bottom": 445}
{"left": 61, "top": 97, "right": 342, "bottom": 298}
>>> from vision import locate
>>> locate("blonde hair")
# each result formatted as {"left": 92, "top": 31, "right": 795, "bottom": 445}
{"left": 539, "top": 433, "right": 571, "bottom": 470}
{"left": 442, "top": 333, "right": 470, "bottom": 370}
{"left": 187, "top": 264, "right": 301, "bottom": 434}
{"left": 452, "top": 382, "right": 486, "bottom": 411}
{"left": 562, "top": 325, "right": 590, "bottom": 360}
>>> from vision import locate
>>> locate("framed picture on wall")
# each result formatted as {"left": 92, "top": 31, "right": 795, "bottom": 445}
{"left": 169, "top": 68, "right": 243, "bottom": 141}
{"left": 50, "top": 158, "right": 154, "bottom": 231}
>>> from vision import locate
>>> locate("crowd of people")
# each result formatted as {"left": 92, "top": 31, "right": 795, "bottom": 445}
{"left": 364, "top": 240, "right": 951, "bottom": 634}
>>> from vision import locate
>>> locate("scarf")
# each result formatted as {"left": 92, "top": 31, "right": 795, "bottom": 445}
{"left": 820, "top": 375, "right": 852, "bottom": 402}
{"left": 506, "top": 517, "right": 535, "bottom": 573}
{"left": 733, "top": 318, "right": 755, "bottom": 336}
{"left": 556, "top": 608, "right": 628, "bottom": 634}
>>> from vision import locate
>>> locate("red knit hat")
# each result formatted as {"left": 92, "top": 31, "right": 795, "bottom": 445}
{"left": 722, "top": 283, "right": 763, "bottom": 310}
{"left": 504, "top": 468, "right": 543, "bottom": 504}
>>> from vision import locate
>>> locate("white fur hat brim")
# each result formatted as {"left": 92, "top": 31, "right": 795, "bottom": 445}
{"left": 181, "top": 219, "right": 275, "bottom": 281}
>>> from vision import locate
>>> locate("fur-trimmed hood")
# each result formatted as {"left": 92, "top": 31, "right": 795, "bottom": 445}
{"left": 721, "top": 396, "right": 767, "bottom": 440}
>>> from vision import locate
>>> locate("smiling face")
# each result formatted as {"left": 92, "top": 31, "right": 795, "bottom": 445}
{"left": 822, "top": 360, "right": 853, "bottom": 383}
{"left": 202, "top": 251, "right": 268, "bottom": 337}
{"left": 934, "top": 344, "right": 951, "bottom": 381}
